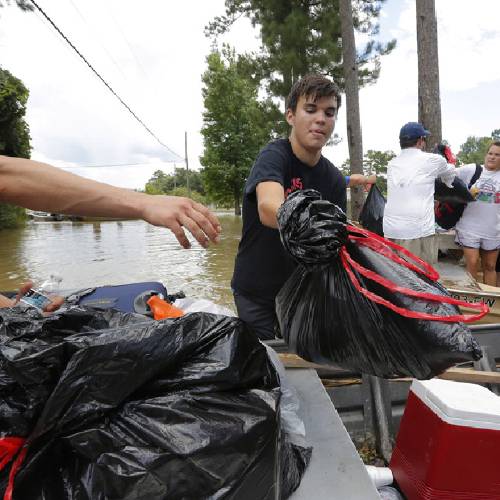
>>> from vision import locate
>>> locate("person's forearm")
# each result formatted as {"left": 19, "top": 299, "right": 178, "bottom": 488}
{"left": 348, "top": 174, "right": 376, "bottom": 187}
{"left": 438, "top": 164, "right": 456, "bottom": 188}
{"left": 0, "top": 156, "right": 145, "bottom": 218}
{"left": 348, "top": 174, "right": 364, "bottom": 187}
{"left": 0, "top": 155, "right": 221, "bottom": 249}
{"left": 257, "top": 200, "right": 282, "bottom": 229}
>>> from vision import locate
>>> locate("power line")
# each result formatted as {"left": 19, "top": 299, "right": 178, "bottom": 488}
{"left": 60, "top": 161, "right": 176, "bottom": 169}
{"left": 29, "top": 0, "right": 183, "bottom": 162}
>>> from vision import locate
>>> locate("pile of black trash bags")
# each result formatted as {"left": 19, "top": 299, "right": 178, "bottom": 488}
{"left": 0, "top": 307, "right": 310, "bottom": 499}
{"left": 276, "top": 189, "right": 482, "bottom": 380}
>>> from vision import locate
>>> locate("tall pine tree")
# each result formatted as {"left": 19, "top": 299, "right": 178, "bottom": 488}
{"left": 206, "top": 0, "right": 395, "bottom": 99}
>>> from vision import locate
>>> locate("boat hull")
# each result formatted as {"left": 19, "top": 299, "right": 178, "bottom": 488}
{"left": 448, "top": 287, "right": 500, "bottom": 324}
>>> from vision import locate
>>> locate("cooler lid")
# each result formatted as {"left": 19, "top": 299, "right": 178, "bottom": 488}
{"left": 411, "top": 379, "right": 500, "bottom": 430}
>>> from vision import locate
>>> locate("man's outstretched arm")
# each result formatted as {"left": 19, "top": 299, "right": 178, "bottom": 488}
{"left": 0, "top": 156, "right": 221, "bottom": 249}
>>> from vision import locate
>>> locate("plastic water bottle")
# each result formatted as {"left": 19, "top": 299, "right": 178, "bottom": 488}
{"left": 378, "top": 486, "right": 405, "bottom": 500}
{"left": 20, "top": 273, "right": 63, "bottom": 311}
{"left": 39, "top": 274, "right": 63, "bottom": 294}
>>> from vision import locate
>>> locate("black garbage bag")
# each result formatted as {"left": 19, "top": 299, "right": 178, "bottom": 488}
{"left": 434, "top": 176, "right": 475, "bottom": 203}
{"left": 0, "top": 307, "right": 281, "bottom": 500}
{"left": 359, "top": 184, "right": 386, "bottom": 236}
{"left": 173, "top": 301, "right": 313, "bottom": 499}
{"left": 265, "top": 346, "right": 312, "bottom": 499}
{"left": 434, "top": 164, "right": 482, "bottom": 230}
{"left": 276, "top": 190, "right": 483, "bottom": 379}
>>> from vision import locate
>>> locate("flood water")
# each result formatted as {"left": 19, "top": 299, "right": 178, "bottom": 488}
{"left": 0, "top": 214, "right": 242, "bottom": 312}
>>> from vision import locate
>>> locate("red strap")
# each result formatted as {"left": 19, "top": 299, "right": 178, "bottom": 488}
{"left": 341, "top": 227, "right": 489, "bottom": 323}
{"left": 0, "top": 438, "right": 24, "bottom": 471}
{"left": 0, "top": 437, "right": 28, "bottom": 500}
{"left": 349, "top": 235, "right": 438, "bottom": 280}
{"left": 346, "top": 225, "right": 439, "bottom": 279}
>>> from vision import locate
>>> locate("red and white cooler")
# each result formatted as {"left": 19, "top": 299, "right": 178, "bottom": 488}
{"left": 390, "top": 378, "right": 500, "bottom": 500}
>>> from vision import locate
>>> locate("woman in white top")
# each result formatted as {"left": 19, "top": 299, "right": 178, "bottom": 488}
{"left": 454, "top": 142, "right": 500, "bottom": 285}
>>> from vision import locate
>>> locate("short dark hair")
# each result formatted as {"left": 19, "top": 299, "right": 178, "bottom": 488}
{"left": 400, "top": 136, "right": 422, "bottom": 149}
{"left": 489, "top": 141, "right": 500, "bottom": 150}
{"left": 286, "top": 74, "right": 341, "bottom": 113}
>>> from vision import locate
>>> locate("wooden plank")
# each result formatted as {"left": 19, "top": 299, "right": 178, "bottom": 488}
{"left": 278, "top": 354, "right": 500, "bottom": 384}
{"left": 278, "top": 353, "right": 324, "bottom": 369}
{"left": 437, "top": 367, "right": 500, "bottom": 384}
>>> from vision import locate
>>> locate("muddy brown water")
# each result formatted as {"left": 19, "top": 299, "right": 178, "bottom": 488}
{"left": 0, "top": 214, "right": 242, "bottom": 312}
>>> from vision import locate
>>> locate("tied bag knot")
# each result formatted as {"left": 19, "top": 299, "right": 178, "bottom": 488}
{"left": 277, "top": 189, "right": 348, "bottom": 268}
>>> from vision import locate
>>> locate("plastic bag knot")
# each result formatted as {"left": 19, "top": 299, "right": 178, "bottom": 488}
{"left": 278, "top": 189, "right": 348, "bottom": 268}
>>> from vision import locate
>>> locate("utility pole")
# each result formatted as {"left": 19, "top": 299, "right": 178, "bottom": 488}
{"left": 184, "top": 131, "right": 191, "bottom": 197}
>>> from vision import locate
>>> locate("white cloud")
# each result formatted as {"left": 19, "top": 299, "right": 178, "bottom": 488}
{"left": 436, "top": 0, "right": 500, "bottom": 91}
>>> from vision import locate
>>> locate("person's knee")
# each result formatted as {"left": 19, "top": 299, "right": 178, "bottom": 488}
{"left": 465, "top": 252, "right": 479, "bottom": 267}
{"left": 483, "top": 260, "right": 497, "bottom": 273}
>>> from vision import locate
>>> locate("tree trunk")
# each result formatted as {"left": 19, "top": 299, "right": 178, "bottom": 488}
{"left": 416, "top": 0, "right": 442, "bottom": 151}
{"left": 234, "top": 190, "right": 241, "bottom": 216}
{"left": 339, "top": 0, "right": 364, "bottom": 221}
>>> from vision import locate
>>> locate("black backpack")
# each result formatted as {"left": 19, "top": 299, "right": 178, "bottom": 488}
{"left": 435, "top": 164, "right": 482, "bottom": 230}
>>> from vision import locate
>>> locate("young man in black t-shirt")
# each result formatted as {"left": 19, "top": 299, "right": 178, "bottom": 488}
{"left": 231, "top": 74, "right": 347, "bottom": 340}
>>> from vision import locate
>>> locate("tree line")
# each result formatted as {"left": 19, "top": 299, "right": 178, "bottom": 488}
{"left": 0, "top": 66, "right": 31, "bottom": 228}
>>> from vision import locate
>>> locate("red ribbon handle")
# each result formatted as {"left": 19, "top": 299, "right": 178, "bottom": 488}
{"left": 0, "top": 437, "right": 28, "bottom": 500}
{"left": 341, "top": 225, "right": 489, "bottom": 323}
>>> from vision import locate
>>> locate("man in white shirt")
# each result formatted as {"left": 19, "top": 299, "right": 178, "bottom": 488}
{"left": 383, "top": 122, "right": 456, "bottom": 264}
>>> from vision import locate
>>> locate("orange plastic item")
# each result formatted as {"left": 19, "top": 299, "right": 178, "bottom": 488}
{"left": 147, "top": 295, "right": 184, "bottom": 320}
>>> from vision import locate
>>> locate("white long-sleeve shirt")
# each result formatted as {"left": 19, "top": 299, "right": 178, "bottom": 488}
{"left": 383, "top": 148, "right": 456, "bottom": 239}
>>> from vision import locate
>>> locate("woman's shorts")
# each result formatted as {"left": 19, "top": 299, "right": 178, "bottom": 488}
{"left": 455, "top": 231, "right": 500, "bottom": 251}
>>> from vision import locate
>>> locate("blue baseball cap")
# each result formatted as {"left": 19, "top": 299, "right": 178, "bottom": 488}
{"left": 399, "top": 122, "right": 431, "bottom": 140}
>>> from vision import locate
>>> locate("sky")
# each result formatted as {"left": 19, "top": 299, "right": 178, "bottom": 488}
{"left": 1, "top": 0, "right": 499, "bottom": 189}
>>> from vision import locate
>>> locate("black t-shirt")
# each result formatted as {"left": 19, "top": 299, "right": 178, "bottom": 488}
{"left": 231, "top": 138, "right": 347, "bottom": 301}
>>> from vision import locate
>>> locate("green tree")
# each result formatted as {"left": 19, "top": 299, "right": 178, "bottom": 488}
{"left": 206, "top": 0, "right": 395, "bottom": 100}
{"left": 0, "top": 67, "right": 31, "bottom": 229}
{"left": 144, "top": 170, "right": 172, "bottom": 194}
{"left": 172, "top": 167, "right": 205, "bottom": 195}
{"left": 457, "top": 130, "right": 499, "bottom": 165}
{"left": 200, "top": 47, "right": 279, "bottom": 215}
{"left": 169, "top": 186, "right": 206, "bottom": 205}
{"left": 341, "top": 148, "right": 394, "bottom": 195}
{"left": 0, "top": 67, "right": 31, "bottom": 158}
{"left": 0, "top": 0, "right": 33, "bottom": 10}
{"left": 144, "top": 168, "right": 206, "bottom": 199}
{"left": 363, "top": 149, "right": 395, "bottom": 195}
